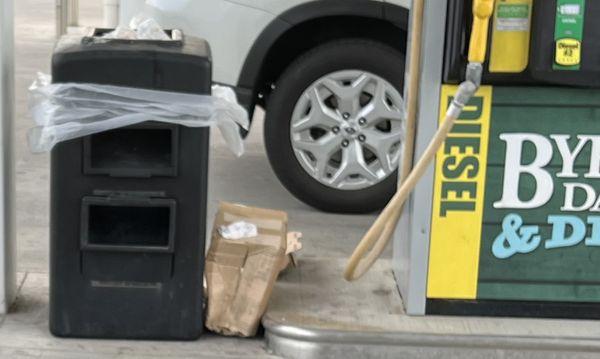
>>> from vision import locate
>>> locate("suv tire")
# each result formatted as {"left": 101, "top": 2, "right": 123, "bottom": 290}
{"left": 264, "top": 39, "right": 406, "bottom": 213}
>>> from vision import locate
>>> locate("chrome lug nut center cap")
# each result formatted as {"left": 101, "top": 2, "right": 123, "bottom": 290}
{"left": 341, "top": 124, "right": 360, "bottom": 139}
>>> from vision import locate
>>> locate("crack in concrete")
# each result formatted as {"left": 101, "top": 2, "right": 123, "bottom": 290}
{"left": 7, "top": 271, "right": 29, "bottom": 313}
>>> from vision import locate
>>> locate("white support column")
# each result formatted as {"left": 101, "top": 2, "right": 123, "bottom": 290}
{"left": 0, "top": 0, "right": 16, "bottom": 315}
{"left": 56, "top": 0, "right": 68, "bottom": 37}
{"left": 56, "top": 0, "right": 79, "bottom": 38}
{"left": 67, "top": 0, "right": 79, "bottom": 27}
{"left": 393, "top": 0, "right": 448, "bottom": 315}
{"left": 103, "top": 0, "right": 119, "bottom": 28}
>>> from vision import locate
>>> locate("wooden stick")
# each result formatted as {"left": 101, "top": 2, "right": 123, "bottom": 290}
{"left": 343, "top": 0, "right": 426, "bottom": 281}
{"left": 344, "top": 0, "right": 491, "bottom": 281}
{"left": 344, "top": 112, "right": 459, "bottom": 280}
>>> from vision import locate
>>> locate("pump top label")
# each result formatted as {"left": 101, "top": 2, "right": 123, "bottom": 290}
{"left": 556, "top": 39, "right": 581, "bottom": 66}
{"left": 554, "top": 0, "right": 585, "bottom": 70}
{"left": 496, "top": 3, "right": 530, "bottom": 31}
{"left": 489, "top": 0, "right": 533, "bottom": 74}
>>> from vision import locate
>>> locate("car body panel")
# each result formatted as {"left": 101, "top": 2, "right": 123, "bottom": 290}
{"left": 223, "top": 0, "right": 314, "bottom": 16}
{"left": 120, "top": 0, "right": 276, "bottom": 85}
{"left": 119, "top": 0, "right": 409, "bottom": 87}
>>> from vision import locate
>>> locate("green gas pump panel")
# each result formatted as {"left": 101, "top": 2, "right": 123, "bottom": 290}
{"left": 553, "top": 0, "right": 585, "bottom": 70}
{"left": 426, "top": 0, "right": 600, "bottom": 318}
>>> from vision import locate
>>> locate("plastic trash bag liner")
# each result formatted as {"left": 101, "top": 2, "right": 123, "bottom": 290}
{"left": 28, "top": 73, "right": 249, "bottom": 156}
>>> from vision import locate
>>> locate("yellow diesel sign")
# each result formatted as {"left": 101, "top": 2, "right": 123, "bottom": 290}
{"left": 427, "top": 85, "right": 493, "bottom": 299}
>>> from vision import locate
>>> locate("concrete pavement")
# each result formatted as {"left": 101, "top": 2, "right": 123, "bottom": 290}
{"left": 2, "top": 0, "right": 382, "bottom": 358}
{"left": 6, "top": 2, "right": 600, "bottom": 359}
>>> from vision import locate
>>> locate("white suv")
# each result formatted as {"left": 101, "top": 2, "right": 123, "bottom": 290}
{"left": 120, "top": 0, "right": 410, "bottom": 213}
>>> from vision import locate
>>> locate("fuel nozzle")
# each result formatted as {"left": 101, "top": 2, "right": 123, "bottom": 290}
{"left": 469, "top": 0, "right": 495, "bottom": 64}
{"left": 449, "top": 0, "right": 495, "bottom": 117}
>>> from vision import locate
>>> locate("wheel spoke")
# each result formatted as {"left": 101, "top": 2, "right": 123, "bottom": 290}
{"left": 350, "top": 73, "right": 371, "bottom": 95}
{"left": 351, "top": 145, "right": 380, "bottom": 182}
{"left": 321, "top": 77, "right": 347, "bottom": 98}
{"left": 321, "top": 73, "right": 374, "bottom": 115}
{"left": 328, "top": 165, "right": 348, "bottom": 188}
{"left": 321, "top": 78, "right": 359, "bottom": 115}
{"left": 380, "top": 104, "right": 406, "bottom": 122}
{"left": 292, "top": 132, "right": 340, "bottom": 155}
{"left": 357, "top": 79, "right": 405, "bottom": 126}
{"left": 291, "top": 87, "right": 342, "bottom": 133}
{"left": 363, "top": 128, "right": 403, "bottom": 173}
{"left": 329, "top": 141, "right": 378, "bottom": 187}
{"left": 292, "top": 133, "right": 342, "bottom": 178}
{"left": 372, "top": 79, "right": 388, "bottom": 107}
{"left": 290, "top": 115, "right": 317, "bottom": 133}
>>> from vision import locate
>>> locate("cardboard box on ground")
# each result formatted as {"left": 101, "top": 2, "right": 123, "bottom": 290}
{"left": 205, "top": 202, "right": 302, "bottom": 337}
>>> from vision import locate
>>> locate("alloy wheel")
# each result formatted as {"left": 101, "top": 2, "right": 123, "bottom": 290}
{"left": 289, "top": 70, "right": 405, "bottom": 190}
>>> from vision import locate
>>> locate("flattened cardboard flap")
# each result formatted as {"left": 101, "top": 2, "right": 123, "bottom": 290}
{"left": 205, "top": 202, "right": 288, "bottom": 337}
{"left": 206, "top": 241, "right": 248, "bottom": 268}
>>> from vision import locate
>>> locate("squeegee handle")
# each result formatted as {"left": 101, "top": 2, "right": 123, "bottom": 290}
{"left": 344, "top": 82, "right": 477, "bottom": 281}
{"left": 344, "top": 0, "right": 496, "bottom": 281}
{"left": 468, "top": 0, "right": 495, "bottom": 63}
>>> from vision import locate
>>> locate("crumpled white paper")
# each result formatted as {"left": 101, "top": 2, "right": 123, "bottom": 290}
{"left": 218, "top": 221, "right": 258, "bottom": 240}
{"left": 102, "top": 15, "right": 171, "bottom": 41}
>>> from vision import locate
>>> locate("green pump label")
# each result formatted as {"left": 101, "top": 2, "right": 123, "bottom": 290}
{"left": 554, "top": 0, "right": 585, "bottom": 70}
{"left": 496, "top": 3, "right": 530, "bottom": 31}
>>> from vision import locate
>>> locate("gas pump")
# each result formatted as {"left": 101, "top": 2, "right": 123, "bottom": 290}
{"left": 350, "top": 0, "right": 600, "bottom": 317}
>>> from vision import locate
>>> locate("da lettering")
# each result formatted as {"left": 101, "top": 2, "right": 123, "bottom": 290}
{"left": 494, "top": 134, "right": 553, "bottom": 209}
{"left": 562, "top": 183, "right": 600, "bottom": 212}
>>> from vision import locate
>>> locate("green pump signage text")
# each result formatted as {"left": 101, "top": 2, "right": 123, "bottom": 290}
{"left": 492, "top": 134, "right": 600, "bottom": 258}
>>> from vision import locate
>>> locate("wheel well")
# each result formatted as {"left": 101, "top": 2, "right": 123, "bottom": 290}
{"left": 252, "top": 16, "right": 407, "bottom": 109}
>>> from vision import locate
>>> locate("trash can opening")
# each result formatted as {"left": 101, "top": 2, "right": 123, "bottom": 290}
{"left": 81, "top": 196, "right": 176, "bottom": 252}
{"left": 84, "top": 125, "right": 178, "bottom": 177}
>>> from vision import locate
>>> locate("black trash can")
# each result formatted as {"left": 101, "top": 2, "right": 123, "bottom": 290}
{"left": 48, "top": 29, "right": 211, "bottom": 340}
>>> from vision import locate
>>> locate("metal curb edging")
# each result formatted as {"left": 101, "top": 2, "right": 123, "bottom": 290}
{"left": 262, "top": 315, "right": 600, "bottom": 358}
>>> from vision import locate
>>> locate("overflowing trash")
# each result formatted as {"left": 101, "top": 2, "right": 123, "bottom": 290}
{"left": 102, "top": 14, "right": 172, "bottom": 41}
